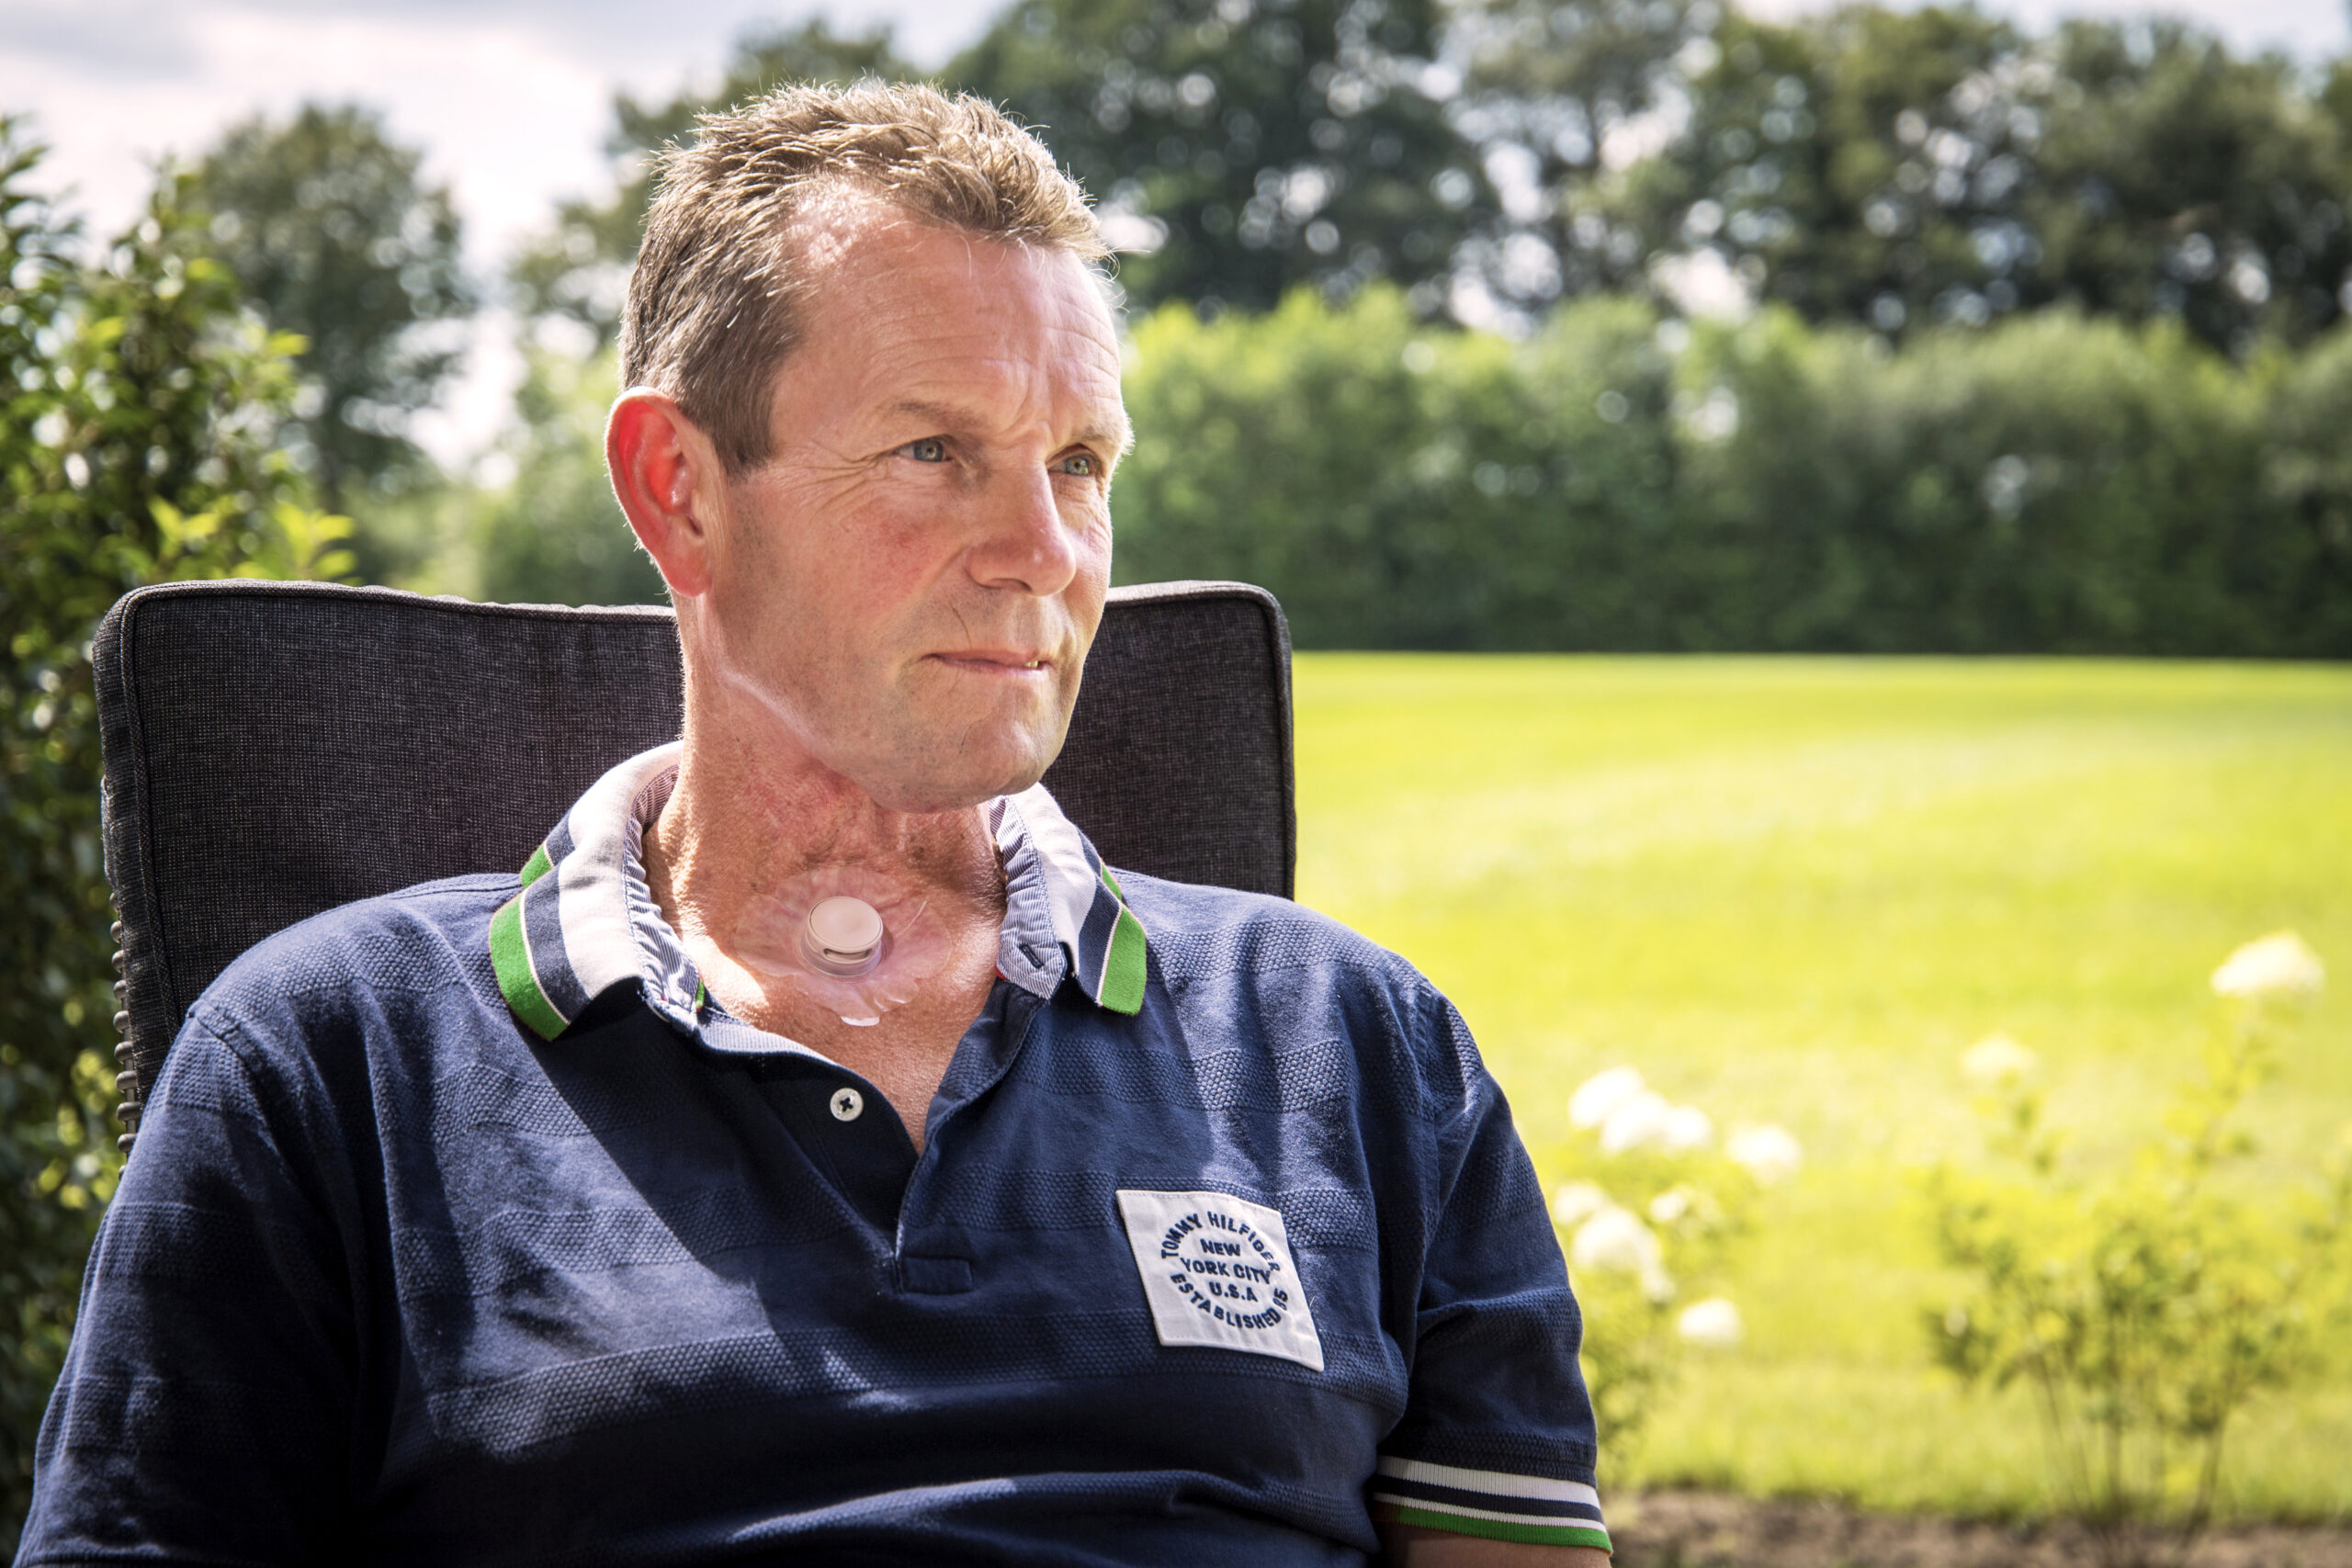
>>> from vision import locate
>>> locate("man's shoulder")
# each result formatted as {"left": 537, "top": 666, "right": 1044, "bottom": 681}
{"left": 1114, "top": 870, "right": 1420, "bottom": 993}
{"left": 187, "top": 872, "right": 518, "bottom": 1039}
{"left": 1111, "top": 871, "right": 1493, "bottom": 1123}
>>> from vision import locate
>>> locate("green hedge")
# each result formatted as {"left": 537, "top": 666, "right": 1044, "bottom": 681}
{"left": 1112, "top": 289, "right": 2352, "bottom": 654}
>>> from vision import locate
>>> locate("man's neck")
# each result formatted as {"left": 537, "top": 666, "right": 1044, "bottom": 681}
{"left": 642, "top": 705, "right": 1003, "bottom": 960}
{"left": 639, "top": 682, "right": 1019, "bottom": 1152}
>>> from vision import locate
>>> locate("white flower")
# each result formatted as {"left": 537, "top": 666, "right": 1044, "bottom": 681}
{"left": 1569, "top": 1066, "right": 1647, "bottom": 1130}
{"left": 1648, "top": 1188, "right": 1691, "bottom": 1224}
{"left": 1600, "top": 1089, "right": 1674, "bottom": 1154}
{"left": 1676, "top": 1296, "right": 1745, "bottom": 1347}
{"left": 1961, "top": 1033, "right": 2038, "bottom": 1089}
{"left": 1660, "top": 1104, "right": 1715, "bottom": 1154}
{"left": 1726, "top": 1124, "right": 1804, "bottom": 1185}
{"left": 1550, "top": 1180, "right": 1612, "bottom": 1229}
{"left": 1569, "top": 1205, "right": 1662, "bottom": 1276}
{"left": 2211, "top": 931, "right": 2324, "bottom": 1000}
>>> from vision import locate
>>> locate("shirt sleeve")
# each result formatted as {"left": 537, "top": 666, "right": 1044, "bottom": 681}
{"left": 1369, "top": 992, "right": 1611, "bottom": 1555}
{"left": 17, "top": 1010, "right": 363, "bottom": 1564}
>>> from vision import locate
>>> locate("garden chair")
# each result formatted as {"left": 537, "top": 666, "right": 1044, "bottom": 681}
{"left": 92, "top": 579, "right": 1294, "bottom": 1151}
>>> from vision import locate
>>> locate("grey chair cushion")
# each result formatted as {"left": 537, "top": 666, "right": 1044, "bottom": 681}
{"left": 94, "top": 580, "right": 1293, "bottom": 1118}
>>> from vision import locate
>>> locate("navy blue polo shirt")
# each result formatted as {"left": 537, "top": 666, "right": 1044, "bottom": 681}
{"left": 21, "top": 746, "right": 1608, "bottom": 1565}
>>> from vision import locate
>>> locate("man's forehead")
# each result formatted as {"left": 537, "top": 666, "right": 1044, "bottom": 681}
{"left": 776, "top": 195, "right": 1126, "bottom": 432}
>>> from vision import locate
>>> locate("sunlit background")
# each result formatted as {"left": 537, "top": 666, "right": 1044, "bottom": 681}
{"left": 5, "top": 1, "right": 2351, "bottom": 1562}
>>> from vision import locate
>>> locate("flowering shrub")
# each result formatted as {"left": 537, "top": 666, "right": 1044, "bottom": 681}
{"left": 1542, "top": 1066, "right": 1802, "bottom": 1461}
{"left": 1926, "top": 932, "right": 2349, "bottom": 1568}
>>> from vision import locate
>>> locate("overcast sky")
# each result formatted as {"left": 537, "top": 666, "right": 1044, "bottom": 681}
{"left": 4, "top": 0, "right": 2346, "bottom": 468}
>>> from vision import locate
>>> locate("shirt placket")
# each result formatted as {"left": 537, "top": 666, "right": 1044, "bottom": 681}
{"left": 888, "top": 981, "right": 1048, "bottom": 1296}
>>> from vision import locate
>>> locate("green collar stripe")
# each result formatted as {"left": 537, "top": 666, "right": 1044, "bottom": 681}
{"left": 490, "top": 893, "right": 569, "bottom": 1041}
{"left": 518, "top": 842, "right": 553, "bottom": 888}
{"left": 1099, "top": 902, "right": 1148, "bottom": 1015}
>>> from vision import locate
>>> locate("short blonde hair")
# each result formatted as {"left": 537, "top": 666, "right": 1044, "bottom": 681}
{"left": 622, "top": 80, "right": 1106, "bottom": 471}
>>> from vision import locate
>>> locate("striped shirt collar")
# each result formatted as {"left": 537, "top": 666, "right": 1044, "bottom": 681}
{"left": 489, "top": 742, "right": 1148, "bottom": 1042}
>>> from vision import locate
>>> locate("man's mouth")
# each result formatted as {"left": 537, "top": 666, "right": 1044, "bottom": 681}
{"left": 931, "top": 649, "right": 1052, "bottom": 674}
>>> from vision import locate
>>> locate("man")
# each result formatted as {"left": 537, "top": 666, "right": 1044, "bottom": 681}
{"left": 20, "top": 84, "right": 1607, "bottom": 1566}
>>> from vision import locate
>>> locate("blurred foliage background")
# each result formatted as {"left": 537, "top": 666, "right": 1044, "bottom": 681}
{"left": 33, "top": 0, "right": 2343, "bottom": 649}
{"left": 396, "top": 0, "right": 2352, "bottom": 646}
{"left": 0, "top": 117, "right": 349, "bottom": 1540}
{"left": 6, "top": 0, "right": 2352, "bottom": 1549}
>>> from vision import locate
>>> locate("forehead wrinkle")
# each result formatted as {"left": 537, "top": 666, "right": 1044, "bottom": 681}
{"left": 775, "top": 209, "right": 1125, "bottom": 460}
{"left": 839, "top": 271, "right": 1113, "bottom": 368}
{"left": 876, "top": 371, "right": 1126, "bottom": 455}
{"left": 860, "top": 321, "right": 1123, "bottom": 446}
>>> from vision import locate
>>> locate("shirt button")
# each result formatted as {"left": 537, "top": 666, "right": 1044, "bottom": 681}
{"left": 830, "top": 1086, "right": 865, "bottom": 1122}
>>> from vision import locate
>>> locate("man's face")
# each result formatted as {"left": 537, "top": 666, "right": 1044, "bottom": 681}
{"left": 693, "top": 201, "right": 1128, "bottom": 814}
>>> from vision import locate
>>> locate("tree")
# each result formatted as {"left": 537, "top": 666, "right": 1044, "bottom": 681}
{"left": 1449, "top": 0, "right": 1725, "bottom": 308}
{"left": 1565, "top": 6, "right": 2352, "bottom": 352}
{"left": 948, "top": 0, "right": 1488, "bottom": 314}
{"left": 1609, "top": 6, "right": 2027, "bottom": 328}
{"left": 0, "top": 125, "right": 341, "bottom": 1550}
{"left": 464, "top": 348, "right": 667, "bottom": 607}
{"left": 513, "top": 5, "right": 1498, "bottom": 332}
{"left": 192, "top": 104, "right": 471, "bottom": 513}
{"left": 510, "top": 20, "right": 921, "bottom": 345}
{"left": 2026, "top": 18, "right": 2352, "bottom": 351}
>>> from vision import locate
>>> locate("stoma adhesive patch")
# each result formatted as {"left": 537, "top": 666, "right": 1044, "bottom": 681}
{"left": 735, "top": 866, "right": 949, "bottom": 1026}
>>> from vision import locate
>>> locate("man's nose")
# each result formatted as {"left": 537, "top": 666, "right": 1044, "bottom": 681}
{"left": 966, "top": 463, "right": 1081, "bottom": 597}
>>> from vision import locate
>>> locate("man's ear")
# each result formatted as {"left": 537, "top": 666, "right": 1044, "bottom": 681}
{"left": 607, "top": 388, "right": 722, "bottom": 600}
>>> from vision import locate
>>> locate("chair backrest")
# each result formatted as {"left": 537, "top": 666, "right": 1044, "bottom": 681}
{"left": 94, "top": 579, "right": 1293, "bottom": 1145}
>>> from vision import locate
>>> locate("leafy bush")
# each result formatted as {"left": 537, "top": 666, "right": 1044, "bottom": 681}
{"left": 1925, "top": 934, "right": 2349, "bottom": 1566}
{"left": 1114, "top": 288, "right": 1682, "bottom": 649}
{"left": 1114, "top": 287, "right": 2352, "bottom": 655}
{"left": 1675, "top": 310, "right": 2286, "bottom": 652}
{"left": 1536, "top": 1065, "right": 1803, "bottom": 1471}
{"left": 2259, "top": 329, "right": 2352, "bottom": 656}
{"left": 0, "top": 125, "right": 337, "bottom": 1548}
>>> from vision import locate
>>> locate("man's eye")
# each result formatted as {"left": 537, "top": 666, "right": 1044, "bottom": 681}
{"left": 899, "top": 437, "right": 948, "bottom": 463}
{"left": 1056, "top": 453, "right": 1098, "bottom": 478}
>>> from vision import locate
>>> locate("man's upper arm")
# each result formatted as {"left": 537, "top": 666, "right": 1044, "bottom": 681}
{"left": 17, "top": 1010, "right": 360, "bottom": 1563}
{"left": 1368, "top": 990, "right": 1611, "bottom": 1558}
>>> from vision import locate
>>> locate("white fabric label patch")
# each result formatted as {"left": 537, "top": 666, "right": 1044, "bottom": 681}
{"left": 1115, "top": 1189, "right": 1324, "bottom": 1372}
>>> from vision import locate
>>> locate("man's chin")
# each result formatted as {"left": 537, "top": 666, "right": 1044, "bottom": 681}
{"left": 852, "top": 730, "right": 1063, "bottom": 816}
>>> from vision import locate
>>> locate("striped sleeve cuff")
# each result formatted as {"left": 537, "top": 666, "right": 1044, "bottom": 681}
{"left": 1369, "top": 1456, "right": 1611, "bottom": 1553}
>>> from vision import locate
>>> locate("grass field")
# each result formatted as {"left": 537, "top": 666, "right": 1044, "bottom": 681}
{"left": 1289, "top": 655, "right": 2352, "bottom": 1521}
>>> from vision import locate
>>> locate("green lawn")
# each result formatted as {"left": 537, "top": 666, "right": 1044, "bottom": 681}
{"left": 1291, "top": 655, "right": 2352, "bottom": 1521}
